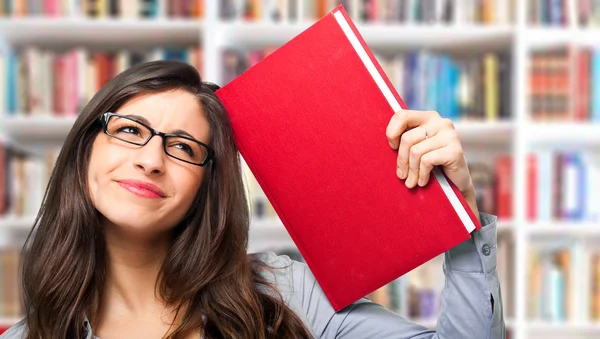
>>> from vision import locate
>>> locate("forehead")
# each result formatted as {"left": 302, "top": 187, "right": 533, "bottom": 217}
{"left": 116, "top": 89, "right": 209, "bottom": 139}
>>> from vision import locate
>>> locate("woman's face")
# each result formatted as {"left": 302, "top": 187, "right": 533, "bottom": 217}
{"left": 87, "top": 89, "right": 210, "bottom": 237}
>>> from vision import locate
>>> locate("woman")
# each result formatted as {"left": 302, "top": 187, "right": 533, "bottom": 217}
{"left": 1, "top": 60, "right": 504, "bottom": 339}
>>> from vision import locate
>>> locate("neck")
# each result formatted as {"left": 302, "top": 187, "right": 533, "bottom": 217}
{"left": 101, "top": 222, "right": 173, "bottom": 316}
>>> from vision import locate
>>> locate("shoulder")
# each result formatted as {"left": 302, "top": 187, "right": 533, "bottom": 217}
{"left": 252, "top": 251, "right": 341, "bottom": 334}
{"left": 252, "top": 252, "right": 383, "bottom": 337}
{"left": 252, "top": 251, "right": 318, "bottom": 314}
{"left": 0, "top": 320, "right": 27, "bottom": 339}
{"left": 252, "top": 251, "right": 313, "bottom": 298}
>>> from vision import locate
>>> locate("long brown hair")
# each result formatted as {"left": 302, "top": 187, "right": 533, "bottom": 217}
{"left": 21, "top": 60, "right": 314, "bottom": 339}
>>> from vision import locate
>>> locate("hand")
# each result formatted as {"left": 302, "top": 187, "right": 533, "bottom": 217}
{"left": 385, "top": 110, "right": 480, "bottom": 221}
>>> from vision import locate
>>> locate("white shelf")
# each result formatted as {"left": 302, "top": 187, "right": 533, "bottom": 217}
{"left": 0, "top": 18, "right": 202, "bottom": 46}
{"left": 3, "top": 115, "right": 513, "bottom": 145}
{"left": 525, "top": 28, "right": 600, "bottom": 49}
{"left": 526, "top": 222, "right": 600, "bottom": 236}
{"left": 4, "top": 115, "right": 77, "bottom": 140}
{"left": 217, "top": 22, "right": 514, "bottom": 49}
{"left": 526, "top": 123, "right": 600, "bottom": 146}
{"left": 527, "top": 321, "right": 600, "bottom": 332}
{"left": 455, "top": 120, "right": 513, "bottom": 145}
{"left": 0, "top": 215, "right": 35, "bottom": 230}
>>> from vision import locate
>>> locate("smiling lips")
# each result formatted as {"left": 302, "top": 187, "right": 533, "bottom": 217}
{"left": 117, "top": 179, "right": 167, "bottom": 199}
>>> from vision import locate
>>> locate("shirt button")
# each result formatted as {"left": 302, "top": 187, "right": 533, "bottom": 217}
{"left": 482, "top": 244, "right": 491, "bottom": 256}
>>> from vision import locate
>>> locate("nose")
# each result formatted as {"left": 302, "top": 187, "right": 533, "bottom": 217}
{"left": 133, "top": 135, "right": 166, "bottom": 175}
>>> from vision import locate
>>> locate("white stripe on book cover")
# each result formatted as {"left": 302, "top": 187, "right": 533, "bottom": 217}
{"left": 332, "top": 10, "right": 477, "bottom": 234}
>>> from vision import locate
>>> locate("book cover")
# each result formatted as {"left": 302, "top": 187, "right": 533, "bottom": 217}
{"left": 216, "top": 5, "right": 482, "bottom": 311}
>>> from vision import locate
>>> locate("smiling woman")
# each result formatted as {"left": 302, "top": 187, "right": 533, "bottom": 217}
{"left": 1, "top": 61, "right": 314, "bottom": 339}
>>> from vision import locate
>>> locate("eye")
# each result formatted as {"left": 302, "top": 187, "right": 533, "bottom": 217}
{"left": 116, "top": 125, "right": 142, "bottom": 136}
{"left": 174, "top": 142, "right": 195, "bottom": 156}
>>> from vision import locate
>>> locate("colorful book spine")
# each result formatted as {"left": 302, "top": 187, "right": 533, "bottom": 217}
{"left": 592, "top": 50, "right": 600, "bottom": 121}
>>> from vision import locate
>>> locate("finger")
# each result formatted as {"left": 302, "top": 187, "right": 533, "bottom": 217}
{"left": 396, "top": 126, "right": 427, "bottom": 180}
{"left": 404, "top": 131, "right": 454, "bottom": 188}
{"left": 418, "top": 138, "right": 462, "bottom": 187}
{"left": 396, "top": 118, "right": 448, "bottom": 179}
{"left": 386, "top": 110, "right": 439, "bottom": 149}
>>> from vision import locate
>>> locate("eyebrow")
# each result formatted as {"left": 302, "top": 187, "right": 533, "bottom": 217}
{"left": 123, "top": 114, "right": 199, "bottom": 140}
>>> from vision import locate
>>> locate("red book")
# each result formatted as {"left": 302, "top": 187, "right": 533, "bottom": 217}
{"left": 216, "top": 5, "right": 482, "bottom": 311}
{"left": 0, "top": 326, "right": 9, "bottom": 335}
{"left": 527, "top": 154, "right": 537, "bottom": 222}
{"left": 495, "top": 155, "right": 513, "bottom": 220}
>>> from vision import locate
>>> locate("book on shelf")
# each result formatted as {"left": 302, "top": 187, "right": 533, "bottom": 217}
{"left": 220, "top": 0, "right": 515, "bottom": 25}
{"left": 577, "top": 0, "right": 600, "bottom": 28}
{"left": 527, "top": 150, "right": 600, "bottom": 223}
{"left": 0, "top": 142, "right": 60, "bottom": 219}
{"left": 528, "top": 0, "right": 570, "bottom": 27}
{"left": 223, "top": 46, "right": 512, "bottom": 123}
{"left": 1, "top": 45, "right": 203, "bottom": 117}
{"left": 1, "top": 0, "right": 204, "bottom": 19}
{"left": 216, "top": 5, "right": 482, "bottom": 311}
{"left": 468, "top": 155, "right": 513, "bottom": 221}
{"left": 529, "top": 45, "right": 600, "bottom": 122}
{"left": 528, "top": 238, "right": 600, "bottom": 323}
{"left": 0, "top": 246, "right": 22, "bottom": 319}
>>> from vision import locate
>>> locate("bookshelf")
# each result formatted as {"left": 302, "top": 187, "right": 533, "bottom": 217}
{"left": 1, "top": 1, "right": 600, "bottom": 338}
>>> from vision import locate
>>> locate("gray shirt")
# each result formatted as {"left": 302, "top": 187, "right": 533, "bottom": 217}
{"left": 1, "top": 213, "right": 504, "bottom": 338}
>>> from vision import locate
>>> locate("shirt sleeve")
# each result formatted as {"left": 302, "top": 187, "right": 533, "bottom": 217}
{"left": 0, "top": 320, "right": 27, "bottom": 339}
{"left": 294, "top": 212, "right": 505, "bottom": 339}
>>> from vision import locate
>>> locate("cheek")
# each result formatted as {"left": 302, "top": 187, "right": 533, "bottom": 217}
{"left": 173, "top": 169, "right": 205, "bottom": 207}
{"left": 87, "top": 135, "right": 119, "bottom": 204}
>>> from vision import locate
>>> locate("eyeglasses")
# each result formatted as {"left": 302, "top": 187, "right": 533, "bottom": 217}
{"left": 99, "top": 112, "right": 215, "bottom": 166}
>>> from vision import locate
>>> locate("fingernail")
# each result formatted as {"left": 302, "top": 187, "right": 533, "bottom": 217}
{"left": 405, "top": 176, "right": 413, "bottom": 188}
{"left": 396, "top": 167, "right": 404, "bottom": 179}
{"left": 400, "top": 169, "right": 408, "bottom": 179}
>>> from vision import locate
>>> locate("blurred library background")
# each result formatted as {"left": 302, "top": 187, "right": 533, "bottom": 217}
{"left": 0, "top": 0, "right": 599, "bottom": 338}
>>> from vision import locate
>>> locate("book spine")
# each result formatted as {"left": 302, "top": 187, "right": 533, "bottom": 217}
{"left": 592, "top": 50, "right": 600, "bottom": 122}
{"left": 527, "top": 153, "right": 537, "bottom": 222}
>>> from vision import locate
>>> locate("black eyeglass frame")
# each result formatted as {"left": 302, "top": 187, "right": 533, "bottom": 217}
{"left": 99, "top": 112, "right": 215, "bottom": 167}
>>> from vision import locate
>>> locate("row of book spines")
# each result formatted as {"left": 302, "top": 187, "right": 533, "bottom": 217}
{"left": 319, "top": 0, "right": 513, "bottom": 25}
{"left": 387, "top": 52, "right": 510, "bottom": 122}
{"left": 528, "top": 247, "right": 600, "bottom": 321}
{"left": 526, "top": 150, "right": 600, "bottom": 223}
{"left": 578, "top": 0, "right": 600, "bottom": 27}
{"left": 528, "top": 247, "right": 573, "bottom": 321}
{"left": 1, "top": 0, "right": 204, "bottom": 18}
{"left": 221, "top": 0, "right": 514, "bottom": 25}
{"left": 367, "top": 277, "right": 440, "bottom": 319}
{"left": 466, "top": 156, "right": 513, "bottom": 221}
{"left": 1, "top": 46, "right": 203, "bottom": 116}
{"left": 223, "top": 48, "right": 512, "bottom": 122}
{"left": 528, "top": 0, "right": 570, "bottom": 26}
{"left": 0, "top": 144, "right": 60, "bottom": 217}
{"left": 529, "top": 47, "right": 600, "bottom": 121}
{"left": 0, "top": 248, "right": 22, "bottom": 318}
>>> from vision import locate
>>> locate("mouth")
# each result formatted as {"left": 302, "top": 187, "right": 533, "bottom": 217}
{"left": 117, "top": 180, "right": 167, "bottom": 199}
